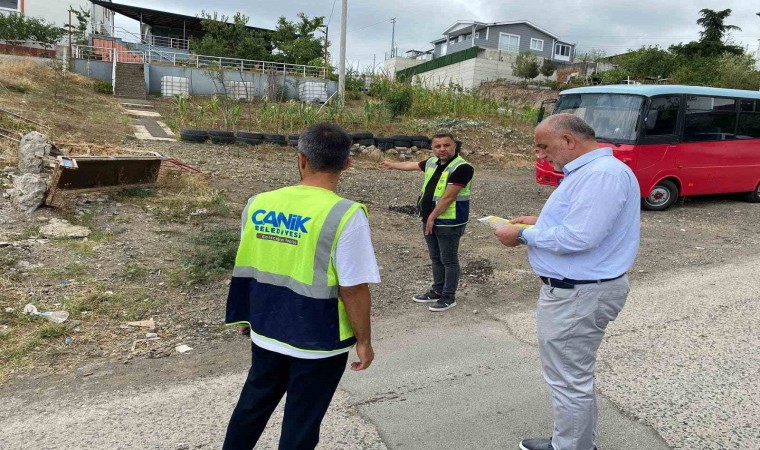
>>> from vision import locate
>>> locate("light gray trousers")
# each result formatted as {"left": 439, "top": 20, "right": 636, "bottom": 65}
{"left": 536, "top": 276, "right": 629, "bottom": 450}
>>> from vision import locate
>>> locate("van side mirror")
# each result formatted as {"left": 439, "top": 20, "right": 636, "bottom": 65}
{"left": 537, "top": 98, "right": 557, "bottom": 124}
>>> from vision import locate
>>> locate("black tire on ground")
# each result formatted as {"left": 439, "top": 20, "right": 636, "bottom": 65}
{"left": 388, "top": 135, "right": 412, "bottom": 140}
{"left": 357, "top": 139, "right": 375, "bottom": 146}
{"left": 351, "top": 132, "right": 374, "bottom": 140}
{"left": 642, "top": 179, "right": 679, "bottom": 211}
{"left": 407, "top": 135, "right": 430, "bottom": 141}
{"left": 237, "top": 137, "right": 263, "bottom": 146}
{"left": 262, "top": 133, "right": 286, "bottom": 141}
{"left": 208, "top": 130, "right": 235, "bottom": 138}
{"left": 412, "top": 140, "right": 430, "bottom": 149}
{"left": 179, "top": 129, "right": 209, "bottom": 143}
{"left": 236, "top": 131, "right": 264, "bottom": 139}
{"left": 210, "top": 135, "right": 237, "bottom": 145}
{"left": 288, "top": 134, "right": 300, "bottom": 140}
{"left": 393, "top": 140, "right": 412, "bottom": 148}
{"left": 376, "top": 141, "right": 394, "bottom": 151}
{"left": 746, "top": 181, "right": 760, "bottom": 203}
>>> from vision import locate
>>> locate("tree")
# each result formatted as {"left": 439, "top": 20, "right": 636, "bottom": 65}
{"left": 0, "top": 12, "right": 65, "bottom": 49}
{"left": 539, "top": 58, "right": 555, "bottom": 78}
{"left": 669, "top": 8, "right": 743, "bottom": 58}
{"left": 191, "top": 12, "right": 271, "bottom": 61}
{"left": 512, "top": 52, "right": 540, "bottom": 80}
{"left": 67, "top": 6, "right": 90, "bottom": 46}
{"left": 270, "top": 13, "right": 325, "bottom": 66}
{"left": 612, "top": 46, "right": 677, "bottom": 80}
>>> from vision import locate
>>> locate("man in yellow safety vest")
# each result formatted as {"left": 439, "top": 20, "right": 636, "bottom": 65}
{"left": 223, "top": 123, "right": 380, "bottom": 449}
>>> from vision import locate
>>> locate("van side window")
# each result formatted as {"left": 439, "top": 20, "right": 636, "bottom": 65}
{"left": 644, "top": 96, "right": 680, "bottom": 136}
{"left": 684, "top": 96, "right": 737, "bottom": 141}
{"left": 737, "top": 100, "right": 760, "bottom": 139}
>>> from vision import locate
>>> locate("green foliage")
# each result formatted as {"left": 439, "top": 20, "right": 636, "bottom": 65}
{"left": 611, "top": 46, "right": 677, "bottom": 80}
{"left": 512, "top": 52, "right": 540, "bottom": 80}
{"left": 539, "top": 59, "right": 555, "bottom": 78}
{"left": 93, "top": 80, "right": 112, "bottom": 94}
{"left": 271, "top": 13, "right": 325, "bottom": 65}
{"left": 37, "top": 324, "right": 66, "bottom": 339}
{"left": 671, "top": 53, "right": 760, "bottom": 90}
{"left": 67, "top": 6, "right": 90, "bottom": 46}
{"left": 384, "top": 83, "right": 414, "bottom": 118}
{"left": 180, "top": 227, "right": 240, "bottom": 285}
{"left": 191, "top": 12, "right": 271, "bottom": 60}
{"left": 669, "top": 8, "right": 743, "bottom": 58}
{"left": 0, "top": 12, "right": 65, "bottom": 48}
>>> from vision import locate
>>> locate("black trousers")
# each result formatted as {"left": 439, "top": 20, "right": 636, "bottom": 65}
{"left": 222, "top": 342, "right": 348, "bottom": 450}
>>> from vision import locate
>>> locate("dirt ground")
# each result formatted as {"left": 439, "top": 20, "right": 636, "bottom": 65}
{"left": 2, "top": 138, "right": 760, "bottom": 385}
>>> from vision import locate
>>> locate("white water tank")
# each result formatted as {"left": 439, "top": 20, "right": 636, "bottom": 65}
{"left": 299, "top": 81, "right": 328, "bottom": 104}
{"left": 161, "top": 76, "right": 189, "bottom": 97}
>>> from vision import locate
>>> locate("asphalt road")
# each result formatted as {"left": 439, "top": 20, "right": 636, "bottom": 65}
{"left": 1, "top": 257, "right": 757, "bottom": 449}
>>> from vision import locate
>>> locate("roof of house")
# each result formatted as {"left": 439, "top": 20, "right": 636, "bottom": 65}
{"left": 89, "top": 0, "right": 272, "bottom": 34}
{"left": 560, "top": 84, "right": 760, "bottom": 100}
{"left": 431, "top": 20, "right": 563, "bottom": 44}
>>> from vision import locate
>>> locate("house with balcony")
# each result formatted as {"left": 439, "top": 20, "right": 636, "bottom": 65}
{"left": 0, "top": 0, "right": 114, "bottom": 35}
{"left": 386, "top": 20, "right": 575, "bottom": 89}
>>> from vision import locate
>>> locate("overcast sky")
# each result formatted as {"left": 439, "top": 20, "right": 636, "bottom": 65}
{"left": 115, "top": 0, "right": 760, "bottom": 69}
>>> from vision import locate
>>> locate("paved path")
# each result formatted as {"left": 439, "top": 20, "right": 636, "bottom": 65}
{"left": 119, "top": 98, "right": 175, "bottom": 142}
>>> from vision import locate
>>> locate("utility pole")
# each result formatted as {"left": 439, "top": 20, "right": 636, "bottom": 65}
{"left": 338, "top": 0, "right": 347, "bottom": 101}
{"left": 390, "top": 18, "right": 397, "bottom": 58}
{"left": 319, "top": 26, "right": 329, "bottom": 78}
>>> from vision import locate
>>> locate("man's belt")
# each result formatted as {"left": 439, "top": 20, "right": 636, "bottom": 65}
{"left": 539, "top": 274, "right": 625, "bottom": 289}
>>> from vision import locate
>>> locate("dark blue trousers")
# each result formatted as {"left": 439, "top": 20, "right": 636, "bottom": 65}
{"left": 222, "top": 342, "right": 348, "bottom": 450}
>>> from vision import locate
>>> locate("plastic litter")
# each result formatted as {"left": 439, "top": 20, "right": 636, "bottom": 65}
{"left": 22, "top": 304, "right": 69, "bottom": 323}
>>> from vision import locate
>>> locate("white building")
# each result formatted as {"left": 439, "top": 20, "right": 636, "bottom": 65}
{"left": 0, "top": 0, "right": 114, "bottom": 35}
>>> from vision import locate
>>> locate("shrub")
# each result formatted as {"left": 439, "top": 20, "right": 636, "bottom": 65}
{"left": 93, "top": 81, "right": 112, "bottom": 94}
{"left": 384, "top": 83, "right": 413, "bottom": 118}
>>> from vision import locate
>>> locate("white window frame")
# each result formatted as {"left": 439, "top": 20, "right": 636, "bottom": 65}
{"left": 474, "top": 31, "right": 480, "bottom": 39}
{"left": 441, "top": 43, "right": 447, "bottom": 56}
{"left": 498, "top": 32, "right": 520, "bottom": 53}
{"left": 530, "top": 38, "right": 544, "bottom": 51}
{"left": 555, "top": 44, "right": 571, "bottom": 57}
{"left": 0, "top": 0, "right": 20, "bottom": 12}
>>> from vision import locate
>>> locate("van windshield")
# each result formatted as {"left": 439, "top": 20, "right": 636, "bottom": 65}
{"left": 554, "top": 94, "right": 643, "bottom": 143}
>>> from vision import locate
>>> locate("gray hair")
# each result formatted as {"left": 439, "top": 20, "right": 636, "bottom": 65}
{"left": 543, "top": 113, "right": 596, "bottom": 140}
{"left": 297, "top": 123, "right": 352, "bottom": 173}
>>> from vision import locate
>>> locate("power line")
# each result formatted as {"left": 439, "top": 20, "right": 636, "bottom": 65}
{"left": 327, "top": 0, "right": 338, "bottom": 27}
{"left": 348, "top": 18, "right": 392, "bottom": 34}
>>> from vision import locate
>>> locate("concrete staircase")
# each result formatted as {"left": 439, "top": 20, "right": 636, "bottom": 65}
{"left": 114, "top": 63, "right": 146, "bottom": 98}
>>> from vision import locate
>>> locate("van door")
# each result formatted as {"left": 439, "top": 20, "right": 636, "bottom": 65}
{"left": 679, "top": 96, "right": 742, "bottom": 195}
{"left": 638, "top": 96, "right": 682, "bottom": 190}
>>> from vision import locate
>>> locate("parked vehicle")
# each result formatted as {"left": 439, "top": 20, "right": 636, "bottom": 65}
{"left": 535, "top": 85, "right": 760, "bottom": 210}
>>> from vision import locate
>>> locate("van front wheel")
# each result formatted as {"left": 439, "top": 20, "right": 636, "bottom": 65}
{"left": 642, "top": 180, "right": 678, "bottom": 211}
{"left": 746, "top": 182, "right": 760, "bottom": 203}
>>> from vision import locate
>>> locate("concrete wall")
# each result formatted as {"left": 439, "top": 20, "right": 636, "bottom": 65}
{"left": 383, "top": 57, "right": 428, "bottom": 80}
{"left": 146, "top": 65, "right": 337, "bottom": 99}
{"left": 411, "top": 51, "right": 521, "bottom": 90}
{"left": 71, "top": 59, "right": 112, "bottom": 82}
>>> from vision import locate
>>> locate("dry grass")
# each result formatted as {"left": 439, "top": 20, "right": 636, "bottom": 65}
{"left": 0, "top": 60, "right": 132, "bottom": 146}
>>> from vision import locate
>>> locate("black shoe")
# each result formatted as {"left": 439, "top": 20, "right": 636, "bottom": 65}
{"left": 428, "top": 297, "right": 456, "bottom": 312}
{"left": 412, "top": 290, "right": 441, "bottom": 303}
{"left": 519, "top": 438, "right": 553, "bottom": 450}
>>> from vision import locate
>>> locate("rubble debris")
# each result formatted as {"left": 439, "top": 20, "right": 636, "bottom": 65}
{"left": 11, "top": 173, "right": 47, "bottom": 214}
{"left": 38, "top": 218, "right": 91, "bottom": 239}
{"left": 131, "top": 335, "right": 161, "bottom": 352}
{"left": 18, "top": 131, "right": 54, "bottom": 175}
{"left": 126, "top": 317, "right": 156, "bottom": 331}
{"left": 45, "top": 155, "right": 163, "bottom": 208}
{"left": 175, "top": 344, "right": 193, "bottom": 354}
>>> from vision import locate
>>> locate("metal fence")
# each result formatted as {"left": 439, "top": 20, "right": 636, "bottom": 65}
{"left": 71, "top": 45, "right": 326, "bottom": 78}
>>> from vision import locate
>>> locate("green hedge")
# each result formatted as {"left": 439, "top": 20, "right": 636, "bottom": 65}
{"left": 397, "top": 47, "right": 479, "bottom": 81}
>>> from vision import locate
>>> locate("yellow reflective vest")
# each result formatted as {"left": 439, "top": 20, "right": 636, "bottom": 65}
{"left": 420, "top": 154, "right": 474, "bottom": 226}
{"left": 226, "top": 185, "right": 366, "bottom": 356}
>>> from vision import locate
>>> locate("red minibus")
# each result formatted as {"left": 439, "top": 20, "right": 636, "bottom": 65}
{"left": 536, "top": 85, "right": 760, "bottom": 210}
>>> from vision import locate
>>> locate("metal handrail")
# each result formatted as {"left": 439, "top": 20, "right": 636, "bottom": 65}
{"left": 72, "top": 45, "right": 326, "bottom": 78}
{"left": 111, "top": 27, "right": 190, "bottom": 51}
